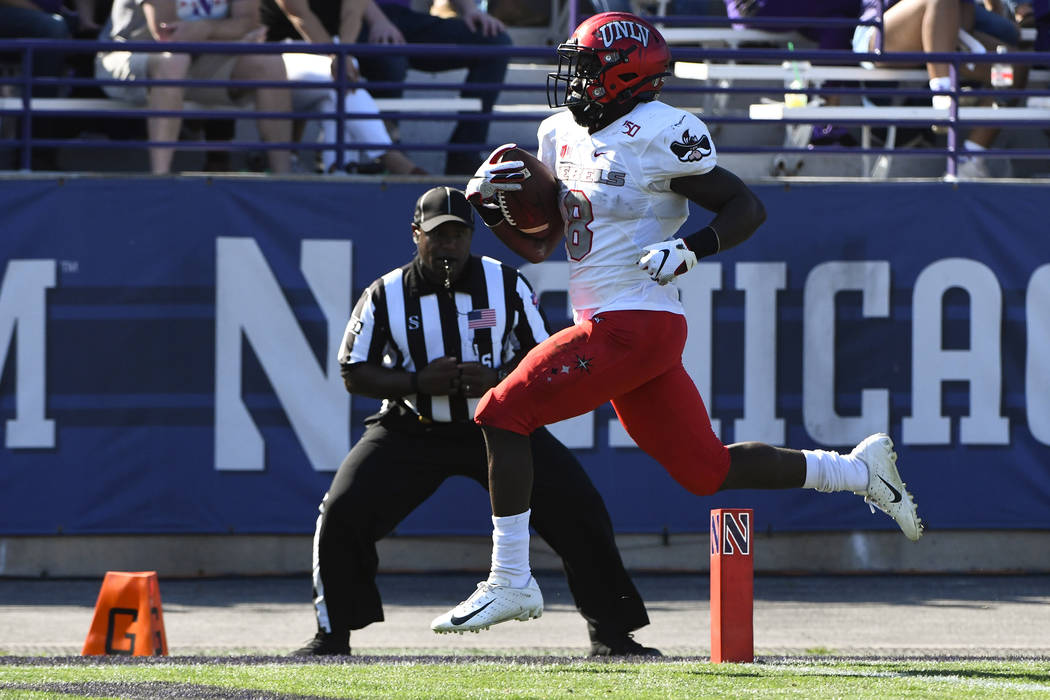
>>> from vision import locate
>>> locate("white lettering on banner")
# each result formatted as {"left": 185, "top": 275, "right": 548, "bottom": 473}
{"left": 214, "top": 238, "right": 351, "bottom": 471}
{"left": 0, "top": 260, "right": 56, "bottom": 448}
{"left": 902, "top": 258, "right": 1009, "bottom": 445}
{"left": 1028, "top": 265, "right": 1050, "bottom": 446}
{"left": 4, "top": 250, "right": 1043, "bottom": 465}
{"left": 734, "top": 262, "right": 786, "bottom": 444}
{"left": 803, "top": 261, "right": 890, "bottom": 446}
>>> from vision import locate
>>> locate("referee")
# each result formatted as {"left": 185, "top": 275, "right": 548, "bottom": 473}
{"left": 293, "top": 186, "right": 659, "bottom": 657}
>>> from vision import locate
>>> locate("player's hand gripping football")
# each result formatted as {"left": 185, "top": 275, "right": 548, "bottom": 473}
{"left": 466, "top": 143, "right": 529, "bottom": 206}
{"left": 637, "top": 239, "right": 698, "bottom": 285}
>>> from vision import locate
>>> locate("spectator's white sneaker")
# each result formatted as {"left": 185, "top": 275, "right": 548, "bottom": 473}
{"left": 956, "top": 156, "right": 991, "bottom": 179}
{"left": 431, "top": 576, "right": 543, "bottom": 633}
{"left": 851, "top": 434, "right": 924, "bottom": 541}
{"left": 932, "top": 94, "right": 953, "bottom": 111}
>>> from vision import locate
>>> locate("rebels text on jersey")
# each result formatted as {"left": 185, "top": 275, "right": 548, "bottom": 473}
{"left": 537, "top": 101, "right": 717, "bottom": 321}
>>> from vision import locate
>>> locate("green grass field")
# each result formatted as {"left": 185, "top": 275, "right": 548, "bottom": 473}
{"left": 2, "top": 657, "right": 1049, "bottom": 699}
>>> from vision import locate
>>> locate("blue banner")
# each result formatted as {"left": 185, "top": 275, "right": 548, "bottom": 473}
{"left": 1, "top": 178, "right": 1047, "bottom": 535}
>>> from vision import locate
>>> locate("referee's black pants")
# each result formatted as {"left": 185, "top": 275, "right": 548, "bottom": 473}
{"left": 312, "top": 410, "right": 650, "bottom": 640}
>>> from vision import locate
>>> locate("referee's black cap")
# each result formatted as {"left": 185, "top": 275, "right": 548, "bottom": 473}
{"left": 413, "top": 187, "right": 474, "bottom": 232}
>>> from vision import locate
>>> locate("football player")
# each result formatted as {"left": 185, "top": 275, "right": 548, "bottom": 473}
{"left": 432, "top": 12, "right": 923, "bottom": 636}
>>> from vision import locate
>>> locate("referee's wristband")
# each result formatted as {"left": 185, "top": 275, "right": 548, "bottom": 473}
{"left": 409, "top": 372, "right": 420, "bottom": 394}
{"left": 684, "top": 225, "right": 720, "bottom": 259}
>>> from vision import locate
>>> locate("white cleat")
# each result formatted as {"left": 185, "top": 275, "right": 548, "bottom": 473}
{"left": 431, "top": 576, "right": 543, "bottom": 634}
{"left": 851, "top": 433, "right": 924, "bottom": 541}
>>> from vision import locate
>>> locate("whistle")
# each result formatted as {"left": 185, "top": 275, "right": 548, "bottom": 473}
{"left": 441, "top": 258, "right": 453, "bottom": 290}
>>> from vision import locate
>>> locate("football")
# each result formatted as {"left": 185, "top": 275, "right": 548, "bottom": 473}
{"left": 493, "top": 148, "right": 564, "bottom": 238}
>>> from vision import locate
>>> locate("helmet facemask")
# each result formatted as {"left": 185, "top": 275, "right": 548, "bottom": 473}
{"left": 546, "top": 13, "right": 671, "bottom": 131}
{"left": 548, "top": 45, "right": 636, "bottom": 129}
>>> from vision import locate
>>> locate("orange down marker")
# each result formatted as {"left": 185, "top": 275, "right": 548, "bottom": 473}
{"left": 82, "top": 571, "right": 168, "bottom": 656}
{"left": 710, "top": 508, "right": 753, "bottom": 663}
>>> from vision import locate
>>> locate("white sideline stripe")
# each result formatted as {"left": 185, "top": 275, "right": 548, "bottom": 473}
{"left": 0, "top": 96, "right": 481, "bottom": 113}
{"left": 749, "top": 103, "right": 1050, "bottom": 121}
{"left": 675, "top": 61, "right": 1050, "bottom": 84}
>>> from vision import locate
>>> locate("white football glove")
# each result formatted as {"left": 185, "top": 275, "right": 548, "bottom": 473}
{"left": 465, "top": 143, "right": 529, "bottom": 205}
{"left": 637, "top": 239, "right": 698, "bottom": 285}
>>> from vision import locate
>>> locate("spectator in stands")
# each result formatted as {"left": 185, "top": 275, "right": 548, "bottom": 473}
{"left": 1036, "top": 0, "right": 1050, "bottom": 49}
{"left": 856, "top": 0, "right": 977, "bottom": 108}
{"left": 260, "top": 0, "right": 425, "bottom": 174}
{"left": 974, "top": 0, "right": 1021, "bottom": 45}
{"left": 1010, "top": 0, "right": 1050, "bottom": 44}
{"left": 354, "top": 0, "right": 512, "bottom": 175}
{"left": 1, "top": 0, "right": 75, "bottom": 41}
{"left": 69, "top": 0, "right": 101, "bottom": 35}
{"left": 1, "top": 0, "right": 77, "bottom": 169}
{"left": 725, "top": 0, "right": 862, "bottom": 51}
{"left": 95, "top": 0, "right": 293, "bottom": 174}
{"left": 723, "top": 0, "right": 864, "bottom": 146}
{"left": 586, "top": 0, "right": 636, "bottom": 11}
{"left": 662, "top": 0, "right": 726, "bottom": 12}
{"left": 856, "top": 0, "right": 1009, "bottom": 176}
{"left": 1027, "top": 0, "right": 1049, "bottom": 95}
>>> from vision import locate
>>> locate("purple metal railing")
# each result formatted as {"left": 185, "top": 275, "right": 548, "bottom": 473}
{"left": 2, "top": 37, "right": 1049, "bottom": 175}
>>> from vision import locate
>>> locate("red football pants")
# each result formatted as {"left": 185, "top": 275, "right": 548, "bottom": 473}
{"left": 475, "top": 310, "right": 730, "bottom": 496}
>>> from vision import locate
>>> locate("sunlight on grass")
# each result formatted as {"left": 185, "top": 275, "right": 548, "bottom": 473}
{"left": 1, "top": 659, "right": 1048, "bottom": 699}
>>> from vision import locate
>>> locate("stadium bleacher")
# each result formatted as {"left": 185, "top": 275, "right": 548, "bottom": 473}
{"left": 2, "top": 9, "right": 1049, "bottom": 178}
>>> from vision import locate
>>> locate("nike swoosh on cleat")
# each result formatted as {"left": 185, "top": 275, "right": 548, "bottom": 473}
{"left": 449, "top": 599, "right": 495, "bottom": 626}
{"left": 877, "top": 475, "right": 903, "bottom": 503}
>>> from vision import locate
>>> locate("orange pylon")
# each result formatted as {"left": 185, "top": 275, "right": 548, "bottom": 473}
{"left": 82, "top": 571, "right": 168, "bottom": 656}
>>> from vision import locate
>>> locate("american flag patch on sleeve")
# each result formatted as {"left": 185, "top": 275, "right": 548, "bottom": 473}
{"left": 467, "top": 308, "right": 497, "bottom": 329}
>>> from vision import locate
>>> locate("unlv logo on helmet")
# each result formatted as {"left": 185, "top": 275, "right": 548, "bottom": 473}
{"left": 594, "top": 20, "right": 651, "bottom": 48}
{"left": 547, "top": 12, "right": 671, "bottom": 130}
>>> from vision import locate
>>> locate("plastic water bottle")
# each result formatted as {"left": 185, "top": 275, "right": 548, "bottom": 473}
{"left": 784, "top": 76, "right": 808, "bottom": 108}
{"left": 782, "top": 62, "right": 808, "bottom": 108}
{"left": 991, "top": 45, "right": 1014, "bottom": 88}
{"left": 783, "top": 42, "right": 808, "bottom": 108}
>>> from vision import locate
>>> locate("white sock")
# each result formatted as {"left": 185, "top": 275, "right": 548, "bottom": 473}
{"left": 489, "top": 510, "right": 532, "bottom": 588}
{"left": 929, "top": 77, "right": 953, "bottom": 109}
{"left": 802, "top": 449, "right": 869, "bottom": 493}
{"left": 929, "top": 76, "right": 952, "bottom": 92}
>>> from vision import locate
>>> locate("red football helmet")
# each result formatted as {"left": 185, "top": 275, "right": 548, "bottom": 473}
{"left": 547, "top": 12, "right": 672, "bottom": 129}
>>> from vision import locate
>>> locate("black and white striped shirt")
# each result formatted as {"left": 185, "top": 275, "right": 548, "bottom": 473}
{"left": 338, "top": 255, "right": 549, "bottom": 423}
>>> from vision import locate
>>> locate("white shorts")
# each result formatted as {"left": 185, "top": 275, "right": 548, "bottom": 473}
{"left": 852, "top": 25, "right": 876, "bottom": 54}
{"left": 282, "top": 51, "right": 390, "bottom": 165}
{"left": 95, "top": 50, "right": 240, "bottom": 105}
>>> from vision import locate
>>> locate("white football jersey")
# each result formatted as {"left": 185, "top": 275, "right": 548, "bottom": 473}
{"left": 537, "top": 100, "right": 717, "bottom": 321}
